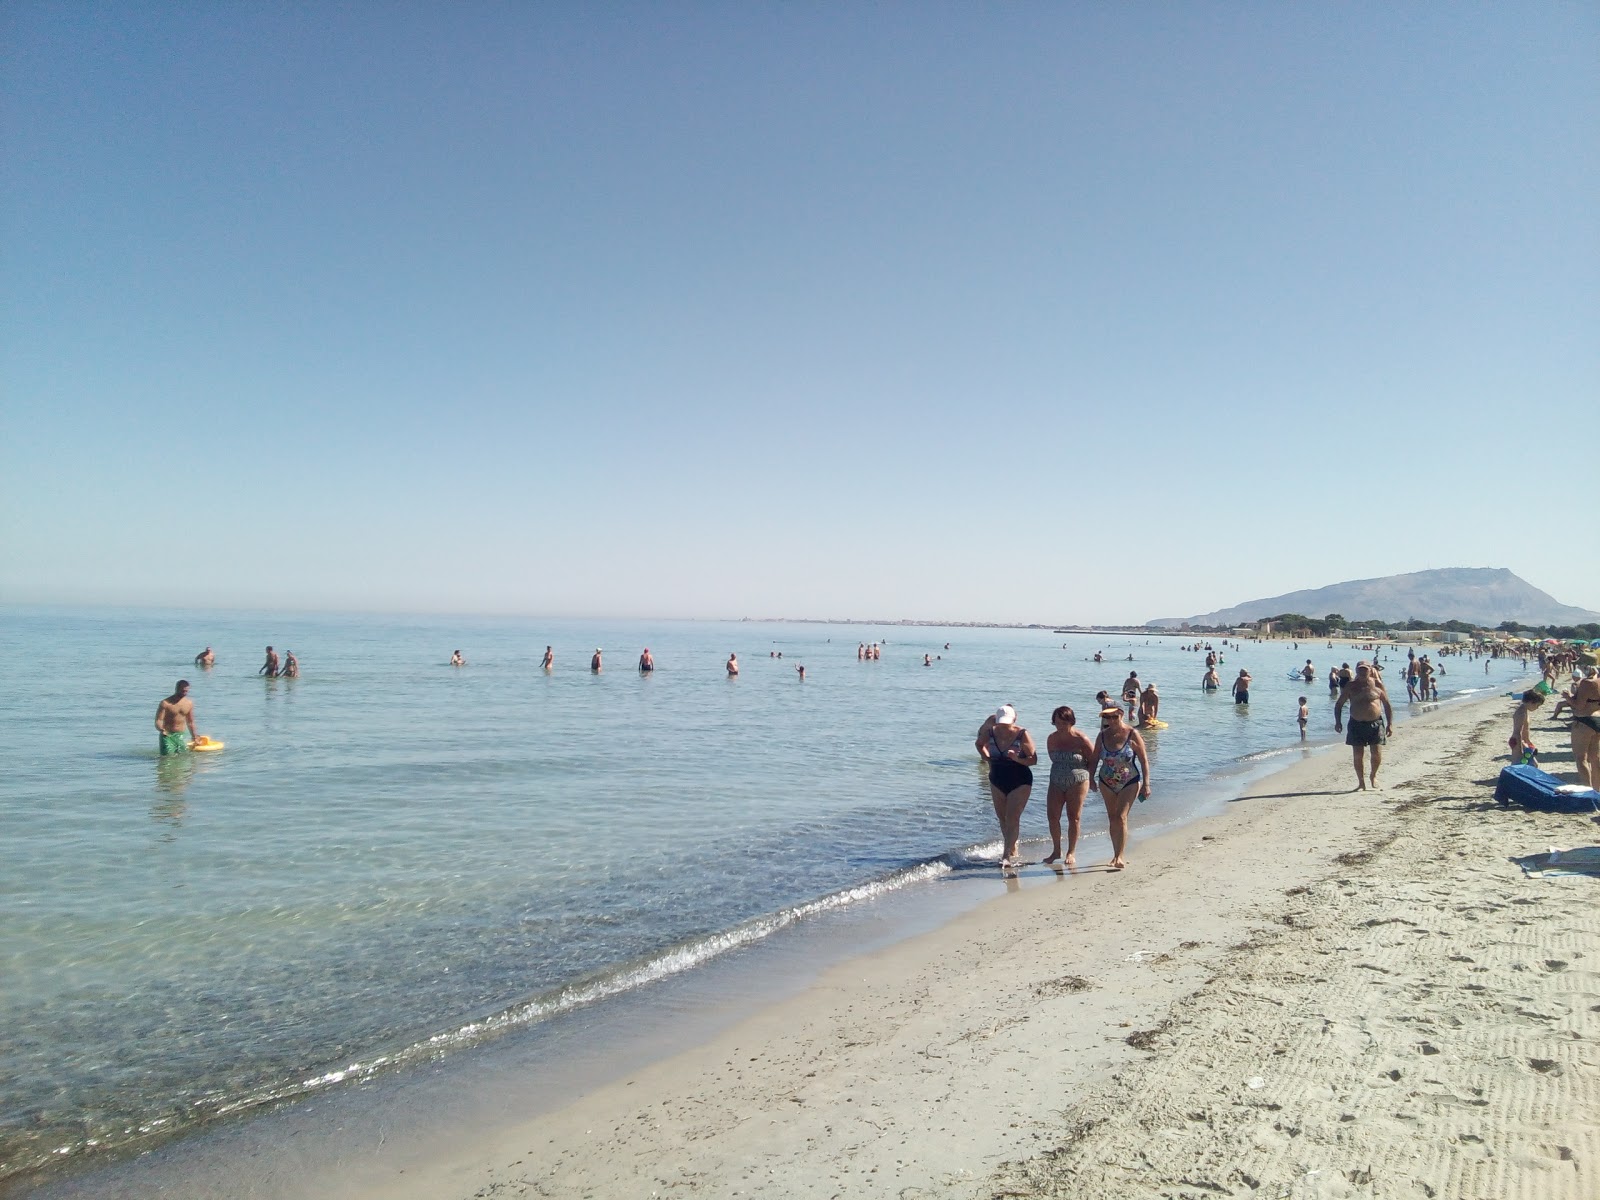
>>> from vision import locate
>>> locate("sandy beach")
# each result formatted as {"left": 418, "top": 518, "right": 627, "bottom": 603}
{"left": 292, "top": 688, "right": 1591, "bottom": 1200}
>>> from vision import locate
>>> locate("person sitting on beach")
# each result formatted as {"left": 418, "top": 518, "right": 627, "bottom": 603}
{"left": 1138, "top": 683, "right": 1160, "bottom": 726}
{"left": 976, "top": 704, "right": 1036, "bottom": 869}
{"left": 1088, "top": 706, "right": 1150, "bottom": 870}
{"left": 1334, "top": 662, "right": 1394, "bottom": 790}
{"left": 194, "top": 647, "right": 215, "bottom": 668}
{"left": 1232, "top": 669, "right": 1252, "bottom": 705}
{"left": 155, "top": 680, "right": 197, "bottom": 756}
{"left": 281, "top": 650, "right": 298, "bottom": 678}
{"left": 1202, "top": 666, "right": 1220, "bottom": 691}
{"left": 1570, "top": 667, "right": 1600, "bottom": 788}
{"left": 726, "top": 653, "right": 738, "bottom": 677}
{"left": 1509, "top": 690, "right": 1544, "bottom": 764}
{"left": 1044, "top": 706, "right": 1093, "bottom": 866}
{"left": 260, "top": 646, "right": 279, "bottom": 677}
{"left": 638, "top": 648, "right": 654, "bottom": 672}
{"left": 450, "top": 650, "right": 465, "bottom": 667}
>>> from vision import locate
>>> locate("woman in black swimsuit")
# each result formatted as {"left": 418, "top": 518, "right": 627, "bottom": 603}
{"left": 976, "top": 704, "right": 1037, "bottom": 868}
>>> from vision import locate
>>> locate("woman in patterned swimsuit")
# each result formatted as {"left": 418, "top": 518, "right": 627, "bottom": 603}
{"left": 1089, "top": 706, "right": 1151, "bottom": 870}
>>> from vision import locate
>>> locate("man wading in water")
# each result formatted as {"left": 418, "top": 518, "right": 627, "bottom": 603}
{"left": 1334, "top": 661, "right": 1394, "bottom": 790}
{"left": 155, "top": 680, "right": 197, "bottom": 756}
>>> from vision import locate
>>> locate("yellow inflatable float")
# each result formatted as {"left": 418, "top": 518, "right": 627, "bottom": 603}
{"left": 192, "top": 736, "right": 225, "bottom": 752}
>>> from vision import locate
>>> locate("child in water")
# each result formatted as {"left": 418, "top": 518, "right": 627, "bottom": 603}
{"left": 1297, "top": 696, "right": 1308, "bottom": 740}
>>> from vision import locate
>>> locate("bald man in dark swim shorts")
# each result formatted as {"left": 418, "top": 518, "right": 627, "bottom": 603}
{"left": 1335, "top": 662, "right": 1394, "bottom": 790}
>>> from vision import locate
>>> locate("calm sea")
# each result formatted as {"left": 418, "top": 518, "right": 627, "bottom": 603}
{"left": 0, "top": 607, "right": 1526, "bottom": 1190}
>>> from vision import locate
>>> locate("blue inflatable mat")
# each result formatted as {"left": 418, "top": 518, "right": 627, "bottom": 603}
{"left": 1494, "top": 764, "right": 1600, "bottom": 813}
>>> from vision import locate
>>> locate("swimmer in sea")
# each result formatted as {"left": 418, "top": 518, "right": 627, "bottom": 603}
{"left": 1202, "top": 666, "right": 1220, "bottom": 691}
{"left": 796, "top": 664, "right": 805, "bottom": 681}
{"left": 591, "top": 648, "right": 602, "bottom": 672}
{"left": 1297, "top": 696, "right": 1308, "bottom": 739}
{"left": 450, "top": 650, "right": 465, "bottom": 667}
{"left": 542, "top": 646, "right": 554, "bottom": 670}
{"left": 1138, "top": 683, "right": 1160, "bottom": 726}
{"left": 155, "top": 680, "right": 197, "bottom": 756}
{"left": 726, "top": 653, "right": 738, "bottom": 677}
{"left": 194, "top": 647, "right": 215, "bottom": 668}
{"left": 638, "top": 648, "right": 654, "bottom": 672}
{"left": 281, "top": 650, "right": 298, "bottom": 678}
{"left": 260, "top": 646, "right": 279, "bottom": 677}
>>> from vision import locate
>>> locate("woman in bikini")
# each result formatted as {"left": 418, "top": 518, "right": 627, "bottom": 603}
{"left": 976, "top": 704, "right": 1037, "bottom": 868}
{"left": 1044, "top": 706, "right": 1094, "bottom": 866}
{"left": 1088, "top": 706, "right": 1151, "bottom": 870}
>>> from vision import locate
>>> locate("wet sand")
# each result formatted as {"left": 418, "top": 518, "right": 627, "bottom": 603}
{"left": 337, "top": 688, "right": 1595, "bottom": 1199}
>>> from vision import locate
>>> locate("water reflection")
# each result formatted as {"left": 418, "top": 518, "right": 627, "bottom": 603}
{"left": 151, "top": 753, "right": 221, "bottom": 829}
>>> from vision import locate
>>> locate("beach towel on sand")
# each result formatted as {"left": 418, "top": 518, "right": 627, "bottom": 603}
{"left": 1513, "top": 847, "right": 1600, "bottom": 878}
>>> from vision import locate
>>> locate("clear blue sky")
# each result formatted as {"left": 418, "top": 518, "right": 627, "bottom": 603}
{"left": 4, "top": 3, "right": 1596, "bottom": 623}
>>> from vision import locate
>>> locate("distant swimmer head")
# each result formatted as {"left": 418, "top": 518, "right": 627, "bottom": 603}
{"left": 993, "top": 704, "right": 1017, "bottom": 726}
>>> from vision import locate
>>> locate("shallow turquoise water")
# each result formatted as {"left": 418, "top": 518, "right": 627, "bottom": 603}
{"left": 0, "top": 607, "right": 1524, "bottom": 1184}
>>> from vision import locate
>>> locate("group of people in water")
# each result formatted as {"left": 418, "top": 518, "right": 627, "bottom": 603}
{"left": 191, "top": 645, "right": 298, "bottom": 677}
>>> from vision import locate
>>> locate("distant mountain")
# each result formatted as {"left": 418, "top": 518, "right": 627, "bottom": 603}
{"left": 1149, "top": 568, "right": 1600, "bottom": 630}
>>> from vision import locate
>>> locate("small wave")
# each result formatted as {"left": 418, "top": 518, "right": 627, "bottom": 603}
{"left": 81, "top": 854, "right": 965, "bottom": 1149}
{"left": 1236, "top": 746, "right": 1304, "bottom": 763}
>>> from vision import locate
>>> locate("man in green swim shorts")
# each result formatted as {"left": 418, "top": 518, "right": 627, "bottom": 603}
{"left": 155, "top": 680, "right": 196, "bottom": 755}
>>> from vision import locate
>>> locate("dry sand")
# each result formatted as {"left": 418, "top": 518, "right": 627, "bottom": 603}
{"left": 350, "top": 691, "right": 1598, "bottom": 1200}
